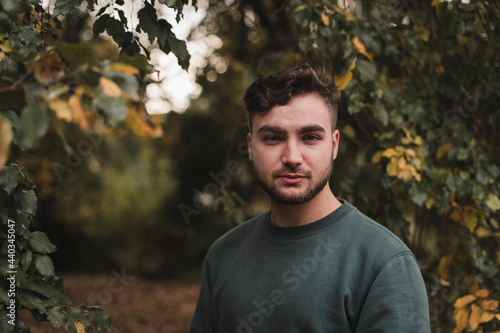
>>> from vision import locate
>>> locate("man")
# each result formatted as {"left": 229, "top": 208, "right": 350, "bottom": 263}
{"left": 190, "top": 62, "right": 430, "bottom": 332}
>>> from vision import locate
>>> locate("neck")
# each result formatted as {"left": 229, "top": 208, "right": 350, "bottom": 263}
{"left": 269, "top": 185, "right": 342, "bottom": 227}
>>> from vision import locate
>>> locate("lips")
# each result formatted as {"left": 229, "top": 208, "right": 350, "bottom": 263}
{"left": 277, "top": 173, "right": 306, "bottom": 184}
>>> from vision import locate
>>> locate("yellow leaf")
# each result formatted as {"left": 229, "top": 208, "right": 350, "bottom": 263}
{"left": 75, "top": 321, "right": 85, "bottom": 333}
{"left": 352, "top": 37, "right": 374, "bottom": 62}
{"left": 480, "top": 311, "right": 495, "bottom": 323}
{"left": 386, "top": 157, "right": 399, "bottom": 176}
{"left": 0, "top": 115, "right": 13, "bottom": 169}
{"left": 48, "top": 98, "right": 73, "bottom": 122}
{"left": 435, "top": 64, "right": 445, "bottom": 76}
{"left": 32, "top": 51, "right": 64, "bottom": 85}
{"left": 475, "top": 227, "right": 492, "bottom": 238}
{"left": 431, "top": 0, "right": 441, "bottom": 7}
{"left": 464, "top": 208, "right": 478, "bottom": 232}
{"left": 453, "top": 308, "right": 470, "bottom": 333}
{"left": 470, "top": 304, "right": 483, "bottom": 330}
{"left": 475, "top": 289, "right": 490, "bottom": 298}
{"left": 0, "top": 39, "right": 13, "bottom": 52}
{"left": 0, "top": 52, "right": 4, "bottom": 63}
{"left": 382, "top": 148, "right": 400, "bottom": 159}
{"left": 438, "top": 254, "right": 453, "bottom": 281}
{"left": 334, "top": 61, "right": 356, "bottom": 91}
{"left": 108, "top": 62, "right": 140, "bottom": 75}
{"left": 100, "top": 77, "right": 122, "bottom": 98}
{"left": 124, "top": 101, "right": 163, "bottom": 138}
{"left": 480, "top": 299, "right": 498, "bottom": 311}
{"left": 321, "top": 13, "right": 329, "bottom": 26}
{"left": 454, "top": 294, "right": 477, "bottom": 308}
{"left": 345, "top": 12, "right": 355, "bottom": 22}
{"left": 372, "top": 151, "right": 383, "bottom": 164}
{"left": 485, "top": 193, "right": 500, "bottom": 211}
{"left": 436, "top": 142, "right": 453, "bottom": 159}
{"left": 69, "top": 87, "right": 94, "bottom": 132}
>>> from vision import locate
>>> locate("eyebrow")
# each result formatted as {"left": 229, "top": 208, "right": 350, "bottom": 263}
{"left": 257, "top": 124, "right": 326, "bottom": 135}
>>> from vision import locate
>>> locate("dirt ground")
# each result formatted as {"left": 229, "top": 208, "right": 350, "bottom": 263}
{"left": 19, "top": 273, "right": 201, "bottom": 333}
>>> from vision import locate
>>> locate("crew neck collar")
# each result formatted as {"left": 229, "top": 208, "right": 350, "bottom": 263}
{"left": 263, "top": 199, "right": 353, "bottom": 239}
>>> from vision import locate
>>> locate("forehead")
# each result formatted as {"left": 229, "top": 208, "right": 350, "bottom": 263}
{"left": 251, "top": 94, "right": 332, "bottom": 133}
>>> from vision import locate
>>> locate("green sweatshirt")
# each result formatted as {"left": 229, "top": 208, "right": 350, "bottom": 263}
{"left": 190, "top": 201, "right": 430, "bottom": 332}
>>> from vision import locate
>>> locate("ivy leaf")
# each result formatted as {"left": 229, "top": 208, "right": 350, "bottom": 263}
{"left": 409, "top": 182, "right": 427, "bottom": 206}
{"left": 53, "top": 0, "right": 85, "bottom": 17}
{"left": 16, "top": 101, "right": 49, "bottom": 147}
{"left": 34, "top": 254, "right": 55, "bottom": 277}
{"left": 0, "top": 163, "right": 20, "bottom": 195}
{"left": 92, "top": 94, "right": 129, "bottom": 127}
{"left": 138, "top": 2, "right": 159, "bottom": 44}
{"left": 29, "top": 231, "right": 57, "bottom": 254}
{"left": 485, "top": 193, "right": 500, "bottom": 211}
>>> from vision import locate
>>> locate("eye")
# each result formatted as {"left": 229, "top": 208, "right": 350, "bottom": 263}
{"left": 262, "top": 135, "right": 282, "bottom": 143}
{"left": 303, "top": 134, "right": 320, "bottom": 142}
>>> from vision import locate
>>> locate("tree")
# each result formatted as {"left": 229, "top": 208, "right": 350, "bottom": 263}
{"left": 0, "top": 0, "right": 194, "bottom": 331}
{"left": 186, "top": 0, "right": 500, "bottom": 331}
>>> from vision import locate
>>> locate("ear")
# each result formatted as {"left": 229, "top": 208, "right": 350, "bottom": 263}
{"left": 332, "top": 129, "right": 340, "bottom": 161}
{"left": 247, "top": 132, "right": 253, "bottom": 162}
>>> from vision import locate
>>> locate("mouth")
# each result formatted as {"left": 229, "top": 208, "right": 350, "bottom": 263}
{"left": 277, "top": 173, "right": 306, "bottom": 184}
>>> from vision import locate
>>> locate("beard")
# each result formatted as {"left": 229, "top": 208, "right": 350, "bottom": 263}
{"left": 253, "top": 157, "right": 333, "bottom": 206}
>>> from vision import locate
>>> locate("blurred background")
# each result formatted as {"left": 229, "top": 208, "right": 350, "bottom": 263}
{"left": 1, "top": 0, "right": 500, "bottom": 332}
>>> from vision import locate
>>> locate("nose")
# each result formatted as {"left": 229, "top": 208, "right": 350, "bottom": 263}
{"left": 281, "top": 139, "right": 303, "bottom": 166}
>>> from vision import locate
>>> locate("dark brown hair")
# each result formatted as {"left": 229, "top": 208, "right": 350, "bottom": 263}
{"left": 243, "top": 61, "right": 340, "bottom": 131}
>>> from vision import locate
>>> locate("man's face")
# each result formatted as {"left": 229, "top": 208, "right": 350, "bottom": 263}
{"left": 247, "top": 94, "right": 340, "bottom": 206}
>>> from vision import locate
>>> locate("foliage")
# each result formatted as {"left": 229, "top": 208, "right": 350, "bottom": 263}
{"left": 190, "top": 0, "right": 500, "bottom": 331}
{"left": 0, "top": 0, "right": 194, "bottom": 331}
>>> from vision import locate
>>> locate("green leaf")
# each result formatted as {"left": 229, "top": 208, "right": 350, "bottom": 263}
{"left": 8, "top": 26, "right": 44, "bottom": 58}
{"left": 117, "top": 54, "right": 154, "bottom": 74}
{"left": 25, "top": 280, "right": 72, "bottom": 305}
{"left": 92, "top": 94, "right": 129, "bottom": 127}
{"left": 0, "top": 285, "right": 9, "bottom": 305}
{"left": 105, "top": 18, "right": 127, "bottom": 45}
{"left": 159, "top": 0, "right": 176, "bottom": 5}
{"left": 356, "top": 60, "right": 377, "bottom": 82}
{"left": 138, "top": 2, "right": 158, "bottom": 44}
{"left": 64, "top": 307, "right": 92, "bottom": 333}
{"left": 47, "top": 306, "right": 67, "bottom": 329}
{"left": 34, "top": 254, "right": 55, "bottom": 277}
{"left": 19, "top": 290, "right": 48, "bottom": 311}
{"left": 93, "top": 14, "right": 110, "bottom": 37}
{"left": 54, "top": 40, "right": 100, "bottom": 66}
{"left": 53, "top": 0, "right": 84, "bottom": 16}
{"left": 29, "top": 231, "right": 57, "bottom": 254}
{"left": 485, "top": 193, "right": 500, "bottom": 211}
{"left": 16, "top": 101, "right": 49, "bottom": 147}
{"left": 167, "top": 34, "right": 190, "bottom": 69}
{"left": 0, "top": 163, "right": 20, "bottom": 194}
{"left": 409, "top": 182, "right": 427, "bottom": 206}
{"left": 21, "top": 250, "right": 32, "bottom": 271}
{"left": 95, "top": 313, "right": 112, "bottom": 331}
{"left": 14, "top": 187, "right": 37, "bottom": 215}
{"left": 0, "top": 312, "right": 15, "bottom": 333}
{"left": 293, "top": 5, "right": 312, "bottom": 27}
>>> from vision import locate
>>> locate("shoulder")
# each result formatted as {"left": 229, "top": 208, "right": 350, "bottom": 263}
{"left": 337, "top": 203, "right": 415, "bottom": 260}
{"left": 205, "top": 212, "right": 267, "bottom": 258}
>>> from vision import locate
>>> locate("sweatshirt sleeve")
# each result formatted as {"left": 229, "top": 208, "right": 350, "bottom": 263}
{"left": 190, "top": 258, "right": 215, "bottom": 333}
{"left": 355, "top": 253, "right": 430, "bottom": 333}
